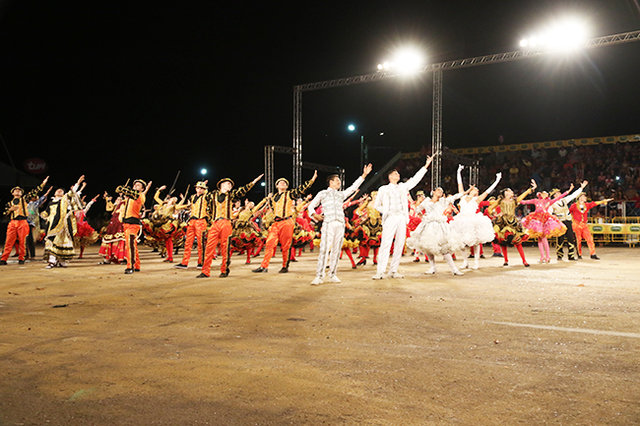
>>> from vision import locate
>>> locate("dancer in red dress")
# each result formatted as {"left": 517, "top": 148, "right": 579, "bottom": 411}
{"left": 99, "top": 192, "right": 126, "bottom": 264}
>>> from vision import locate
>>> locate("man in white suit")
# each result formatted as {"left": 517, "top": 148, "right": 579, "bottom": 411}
{"left": 373, "top": 156, "right": 432, "bottom": 279}
{"left": 307, "top": 163, "right": 372, "bottom": 285}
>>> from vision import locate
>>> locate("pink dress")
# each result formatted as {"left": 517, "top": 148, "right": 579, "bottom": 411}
{"left": 520, "top": 191, "right": 568, "bottom": 239}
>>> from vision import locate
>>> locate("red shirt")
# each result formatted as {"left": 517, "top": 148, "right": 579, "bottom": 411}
{"left": 569, "top": 202, "right": 597, "bottom": 223}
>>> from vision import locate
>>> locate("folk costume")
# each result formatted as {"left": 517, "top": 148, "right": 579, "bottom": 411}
{"left": 176, "top": 181, "right": 210, "bottom": 268}
{"left": 231, "top": 199, "right": 268, "bottom": 264}
{"left": 99, "top": 197, "right": 126, "bottom": 264}
{"left": 199, "top": 178, "right": 257, "bottom": 278}
{"left": 570, "top": 199, "right": 609, "bottom": 259}
{"left": 489, "top": 187, "right": 533, "bottom": 267}
{"left": 74, "top": 198, "right": 99, "bottom": 258}
{"left": 116, "top": 180, "right": 147, "bottom": 273}
{"left": 352, "top": 193, "right": 382, "bottom": 266}
{"left": 43, "top": 187, "right": 81, "bottom": 268}
{"left": 407, "top": 193, "right": 465, "bottom": 275}
{"left": 520, "top": 188, "right": 569, "bottom": 263}
{"left": 253, "top": 176, "right": 316, "bottom": 273}
{"left": 1, "top": 183, "right": 45, "bottom": 264}
{"left": 550, "top": 185, "right": 584, "bottom": 261}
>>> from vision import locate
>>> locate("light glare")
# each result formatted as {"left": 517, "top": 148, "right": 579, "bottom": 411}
{"left": 519, "top": 17, "right": 589, "bottom": 52}
{"left": 376, "top": 47, "right": 425, "bottom": 74}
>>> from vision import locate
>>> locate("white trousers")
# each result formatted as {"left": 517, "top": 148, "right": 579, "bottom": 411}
{"left": 315, "top": 220, "right": 345, "bottom": 278}
{"left": 377, "top": 215, "right": 407, "bottom": 275}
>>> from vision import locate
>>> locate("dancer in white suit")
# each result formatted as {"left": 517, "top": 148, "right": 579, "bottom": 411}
{"left": 372, "top": 156, "right": 432, "bottom": 280}
{"left": 307, "top": 164, "right": 372, "bottom": 285}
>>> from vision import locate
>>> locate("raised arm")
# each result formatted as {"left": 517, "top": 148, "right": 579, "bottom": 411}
{"left": 563, "top": 181, "right": 588, "bottom": 205}
{"left": 290, "top": 171, "right": 317, "bottom": 199}
{"left": 342, "top": 163, "right": 372, "bottom": 200}
{"left": 478, "top": 172, "right": 502, "bottom": 202}
{"left": 456, "top": 164, "right": 465, "bottom": 194}
{"left": 402, "top": 156, "right": 431, "bottom": 191}
{"left": 517, "top": 180, "right": 536, "bottom": 204}
{"left": 154, "top": 186, "right": 166, "bottom": 205}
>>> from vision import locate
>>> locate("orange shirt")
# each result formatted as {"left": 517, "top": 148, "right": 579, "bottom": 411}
{"left": 208, "top": 181, "right": 256, "bottom": 220}
{"left": 122, "top": 193, "right": 145, "bottom": 224}
{"left": 269, "top": 178, "right": 315, "bottom": 219}
{"left": 4, "top": 184, "right": 43, "bottom": 220}
{"left": 189, "top": 194, "right": 209, "bottom": 219}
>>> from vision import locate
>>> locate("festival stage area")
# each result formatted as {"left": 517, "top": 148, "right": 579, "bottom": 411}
{"left": 1, "top": 246, "right": 639, "bottom": 424}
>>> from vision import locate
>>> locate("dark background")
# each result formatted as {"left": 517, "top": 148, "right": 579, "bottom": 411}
{"left": 1, "top": 0, "right": 640, "bottom": 199}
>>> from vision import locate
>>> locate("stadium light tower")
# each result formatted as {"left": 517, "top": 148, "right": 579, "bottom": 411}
{"left": 377, "top": 46, "right": 426, "bottom": 75}
{"left": 519, "top": 17, "right": 590, "bottom": 52}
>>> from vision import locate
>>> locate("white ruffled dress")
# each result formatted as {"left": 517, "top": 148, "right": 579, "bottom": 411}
{"left": 450, "top": 196, "right": 495, "bottom": 248}
{"left": 406, "top": 196, "right": 464, "bottom": 256}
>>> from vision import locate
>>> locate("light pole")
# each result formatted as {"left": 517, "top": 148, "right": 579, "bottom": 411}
{"left": 347, "top": 123, "right": 367, "bottom": 170}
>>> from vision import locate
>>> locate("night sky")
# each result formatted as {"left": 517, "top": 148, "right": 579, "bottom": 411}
{"left": 1, "top": 0, "right": 640, "bottom": 197}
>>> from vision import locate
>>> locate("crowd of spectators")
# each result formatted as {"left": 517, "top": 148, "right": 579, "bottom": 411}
{"left": 394, "top": 142, "right": 640, "bottom": 218}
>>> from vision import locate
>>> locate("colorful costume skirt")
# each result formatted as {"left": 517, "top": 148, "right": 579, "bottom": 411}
{"left": 493, "top": 215, "right": 530, "bottom": 246}
{"left": 521, "top": 211, "right": 567, "bottom": 239}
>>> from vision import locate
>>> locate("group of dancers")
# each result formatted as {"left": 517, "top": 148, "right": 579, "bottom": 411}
{"left": 2, "top": 156, "right": 612, "bottom": 283}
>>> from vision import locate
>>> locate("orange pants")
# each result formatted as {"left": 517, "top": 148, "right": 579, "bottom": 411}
{"left": 202, "top": 219, "right": 233, "bottom": 276}
{"left": 572, "top": 221, "right": 595, "bottom": 256}
{"left": 181, "top": 218, "right": 207, "bottom": 266}
{"left": 260, "top": 218, "right": 294, "bottom": 269}
{"left": 2, "top": 219, "right": 29, "bottom": 261}
{"left": 123, "top": 223, "right": 141, "bottom": 269}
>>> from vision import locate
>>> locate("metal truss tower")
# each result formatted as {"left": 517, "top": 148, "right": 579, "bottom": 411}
{"left": 291, "top": 29, "right": 640, "bottom": 188}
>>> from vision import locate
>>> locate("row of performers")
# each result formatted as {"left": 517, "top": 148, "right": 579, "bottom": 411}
{"left": 2, "top": 157, "right": 610, "bottom": 281}
{"left": 1, "top": 175, "right": 105, "bottom": 268}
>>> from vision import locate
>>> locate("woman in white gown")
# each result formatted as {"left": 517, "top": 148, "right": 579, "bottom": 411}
{"left": 451, "top": 165, "right": 502, "bottom": 270}
{"left": 406, "top": 187, "right": 466, "bottom": 276}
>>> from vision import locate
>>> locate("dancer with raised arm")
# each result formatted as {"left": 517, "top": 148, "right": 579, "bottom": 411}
{"left": 551, "top": 180, "right": 588, "bottom": 261}
{"left": 489, "top": 182, "right": 534, "bottom": 267}
{"left": 372, "top": 156, "right": 432, "bottom": 280}
{"left": 569, "top": 193, "right": 613, "bottom": 260}
{"left": 253, "top": 171, "right": 317, "bottom": 273}
{"left": 407, "top": 185, "right": 466, "bottom": 276}
{"left": 43, "top": 175, "right": 85, "bottom": 269}
{"left": 307, "top": 163, "right": 372, "bottom": 285}
{"left": 1, "top": 176, "right": 48, "bottom": 265}
{"left": 197, "top": 174, "right": 263, "bottom": 278}
{"left": 520, "top": 180, "right": 571, "bottom": 263}
{"left": 451, "top": 164, "right": 502, "bottom": 270}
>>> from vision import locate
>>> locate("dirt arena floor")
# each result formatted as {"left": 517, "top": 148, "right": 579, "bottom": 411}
{"left": 1, "top": 245, "right": 639, "bottom": 425}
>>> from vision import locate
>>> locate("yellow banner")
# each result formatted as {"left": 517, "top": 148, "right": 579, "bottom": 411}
{"left": 399, "top": 134, "right": 640, "bottom": 159}
{"left": 588, "top": 223, "right": 640, "bottom": 234}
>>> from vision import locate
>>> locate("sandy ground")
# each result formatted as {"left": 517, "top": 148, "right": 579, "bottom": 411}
{"left": 1, "top": 245, "right": 639, "bottom": 425}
